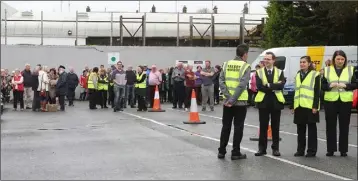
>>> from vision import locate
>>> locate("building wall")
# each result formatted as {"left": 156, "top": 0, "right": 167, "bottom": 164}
{"left": 1, "top": 37, "right": 86, "bottom": 46}
{"left": 1, "top": 45, "right": 263, "bottom": 71}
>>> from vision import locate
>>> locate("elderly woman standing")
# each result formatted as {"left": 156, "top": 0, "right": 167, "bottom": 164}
{"left": 38, "top": 66, "right": 49, "bottom": 112}
{"left": 48, "top": 68, "right": 58, "bottom": 104}
{"left": 11, "top": 69, "right": 24, "bottom": 111}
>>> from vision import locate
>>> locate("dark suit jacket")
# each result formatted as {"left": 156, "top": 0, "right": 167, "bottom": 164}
{"left": 255, "top": 67, "right": 286, "bottom": 110}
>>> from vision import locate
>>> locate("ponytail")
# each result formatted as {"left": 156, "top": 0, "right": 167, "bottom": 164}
{"left": 300, "top": 56, "right": 314, "bottom": 71}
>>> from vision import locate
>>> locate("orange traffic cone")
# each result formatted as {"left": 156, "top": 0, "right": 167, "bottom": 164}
{"left": 183, "top": 89, "right": 206, "bottom": 124}
{"left": 148, "top": 85, "right": 165, "bottom": 112}
{"left": 249, "top": 121, "right": 281, "bottom": 141}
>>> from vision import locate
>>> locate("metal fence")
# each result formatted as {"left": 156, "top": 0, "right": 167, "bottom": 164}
{"left": 1, "top": 10, "right": 266, "bottom": 46}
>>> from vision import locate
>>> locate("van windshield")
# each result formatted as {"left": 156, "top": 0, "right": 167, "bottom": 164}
{"left": 251, "top": 56, "right": 264, "bottom": 71}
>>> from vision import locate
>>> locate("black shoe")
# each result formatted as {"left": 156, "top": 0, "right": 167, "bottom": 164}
{"left": 294, "top": 152, "right": 304, "bottom": 157}
{"left": 104, "top": 106, "right": 108, "bottom": 109}
{"left": 340, "top": 152, "right": 347, "bottom": 157}
{"left": 272, "top": 150, "right": 281, "bottom": 157}
{"left": 119, "top": 108, "right": 124, "bottom": 111}
{"left": 172, "top": 106, "right": 177, "bottom": 109}
{"left": 231, "top": 153, "right": 247, "bottom": 160}
{"left": 143, "top": 108, "right": 147, "bottom": 112}
{"left": 26, "top": 106, "right": 31, "bottom": 109}
{"left": 255, "top": 150, "right": 267, "bottom": 156}
{"left": 217, "top": 153, "right": 225, "bottom": 159}
{"left": 113, "top": 109, "right": 117, "bottom": 112}
{"left": 305, "top": 153, "right": 316, "bottom": 157}
{"left": 131, "top": 105, "right": 136, "bottom": 108}
{"left": 326, "top": 152, "right": 334, "bottom": 156}
{"left": 137, "top": 109, "right": 143, "bottom": 112}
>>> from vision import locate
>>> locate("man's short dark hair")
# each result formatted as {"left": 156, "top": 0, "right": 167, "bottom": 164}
{"left": 93, "top": 67, "right": 99, "bottom": 73}
{"left": 236, "top": 44, "right": 249, "bottom": 57}
{"left": 265, "top": 52, "right": 276, "bottom": 60}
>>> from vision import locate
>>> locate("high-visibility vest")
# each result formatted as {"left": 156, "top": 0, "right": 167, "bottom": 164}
{"left": 254, "top": 67, "right": 285, "bottom": 103}
{"left": 135, "top": 73, "right": 146, "bottom": 88}
{"left": 222, "top": 60, "right": 250, "bottom": 101}
{"left": 87, "top": 72, "right": 97, "bottom": 89}
{"left": 294, "top": 70, "right": 320, "bottom": 110}
{"left": 98, "top": 76, "right": 109, "bottom": 91}
{"left": 324, "top": 65, "right": 354, "bottom": 102}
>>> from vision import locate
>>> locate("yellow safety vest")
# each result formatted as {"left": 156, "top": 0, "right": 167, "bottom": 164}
{"left": 98, "top": 76, "right": 109, "bottom": 91}
{"left": 87, "top": 72, "right": 97, "bottom": 90}
{"left": 324, "top": 65, "right": 354, "bottom": 102}
{"left": 294, "top": 71, "right": 320, "bottom": 110}
{"left": 223, "top": 60, "right": 250, "bottom": 101}
{"left": 135, "top": 73, "right": 146, "bottom": 88}
{"left": 254, "top": 67, "right": 285, "bottom": 103}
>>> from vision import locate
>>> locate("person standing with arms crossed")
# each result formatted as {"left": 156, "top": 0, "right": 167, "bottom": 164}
{"left": 218, "top": 44, "right": 251, "bottom": 160}
{"left": 254, "top": 52, "right": 286, "bottom": 157}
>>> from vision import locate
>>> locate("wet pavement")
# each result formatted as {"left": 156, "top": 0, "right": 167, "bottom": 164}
{"left": 1, "top": 102, "right": 357, "bottom": 180}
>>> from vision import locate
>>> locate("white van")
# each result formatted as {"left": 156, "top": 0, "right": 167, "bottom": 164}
{"left": 175, "top": 60, "right": 205, "bottom": 71}
{"left": 250, "top": 46, "right": 358, "bottom": 85}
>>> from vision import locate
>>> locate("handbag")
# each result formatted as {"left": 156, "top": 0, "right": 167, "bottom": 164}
{"left": 39, "top": 74, "right": 46, "bottom": 97}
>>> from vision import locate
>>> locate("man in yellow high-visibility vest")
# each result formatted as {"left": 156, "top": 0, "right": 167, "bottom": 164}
{"left": 254, "top": 52, "right": 286, "bottom": 157}
{"left": 217, "top": 44, "right": 251, "bottom": 160}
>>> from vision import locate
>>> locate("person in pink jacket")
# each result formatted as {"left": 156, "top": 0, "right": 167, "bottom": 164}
{"left": 11, "top": 69, "right": 25, "bottom": 111}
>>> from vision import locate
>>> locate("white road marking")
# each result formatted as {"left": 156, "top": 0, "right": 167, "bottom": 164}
{"left": 171, "top": 109, "right": 358, "bottom": 148}
{"left": 122, "top": 111, "right": 352, "bottom": 180}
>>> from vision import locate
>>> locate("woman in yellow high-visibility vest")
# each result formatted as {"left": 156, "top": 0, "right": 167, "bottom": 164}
{"left": 322, "top": 50, "right": 357, "bottom": 157}
{"left": 97, "top": 69, "right": 109, "bottom": 109}
{"left": 135, "top": 66, "right": 147, "bottom": 111}
{"left": 290, "top": 56, "right": 321, "bottom": 157}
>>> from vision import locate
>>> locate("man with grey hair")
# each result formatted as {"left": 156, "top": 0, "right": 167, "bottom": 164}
{"left": 125, "top": 65, "right": 137, "bottom": 108}
{"left": 21, "top": 63, "right": 33, "bottom": 109}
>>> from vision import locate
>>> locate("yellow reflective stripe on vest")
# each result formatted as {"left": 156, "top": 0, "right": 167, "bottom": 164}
{"left": 324, "top": 66, "right": 354, "bottom": 102}
{"left": 136, "top": 73, "right": 146, "bottom": 88}
{"left": 254, "top": 67, "right": 285, "bottom": 103}
{"left": 223, "top": 60, "right": 249, "bottom": 101}
{"left": 294, "top": 71, "right": 319, "bottom": 110}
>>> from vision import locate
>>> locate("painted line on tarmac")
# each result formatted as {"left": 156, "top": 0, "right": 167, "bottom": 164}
{"left": 170, "top": 109, "right": 358, "bottom": 148}
{"left": 122, "top": 111, "right": 352, "bottom": 180}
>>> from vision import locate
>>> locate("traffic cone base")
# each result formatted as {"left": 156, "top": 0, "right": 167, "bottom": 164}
{"left": 184, "top": 89, "right": 206, "bottom": 124}
{"left": 249, "top": 125, "right": 282, "bottom": 141}
{"left": 149, "top": 85, "right": 165, "bottom": 112}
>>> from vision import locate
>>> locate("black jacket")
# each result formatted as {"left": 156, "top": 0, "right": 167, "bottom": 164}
{"left": 31, "top": 72, "right": 39, "bottom": 91}
{"left": 56, "top": 72, "right": 68, "bottom": 96}
{"left": 126, "top": 70, "right": 136, "bottom": 85}
{"left": 22, "top": 69, "right": 33, "bottom": 87}
{"left": 255, "top": 67, "right": 286, "bottom": 110}
{"left": 290, "top": 70, "right": 321, "bottom": 124}
{"left": 66, "top": 72, "right": 79, "bottom": 89}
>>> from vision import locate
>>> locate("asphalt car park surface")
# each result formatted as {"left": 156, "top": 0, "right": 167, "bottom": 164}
{"left": 1, "top": 102, "right": 357, "bottom": 180}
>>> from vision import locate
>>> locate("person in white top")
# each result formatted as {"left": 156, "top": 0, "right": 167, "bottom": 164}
{"left": 37, "top": 66, "right": 49, "bottom": 112}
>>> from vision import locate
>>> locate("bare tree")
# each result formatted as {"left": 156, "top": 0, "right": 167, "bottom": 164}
{"left": 196, "top": 8, "right": 211, "bottom": 14}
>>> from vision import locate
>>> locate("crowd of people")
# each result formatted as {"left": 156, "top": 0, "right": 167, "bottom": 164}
{"left": 0, "top": 60, "right": 224, "bottom": 113}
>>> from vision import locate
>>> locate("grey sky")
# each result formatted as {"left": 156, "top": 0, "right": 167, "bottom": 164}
{"left": 4, "top": 1, "right": 267, "bottom": 14}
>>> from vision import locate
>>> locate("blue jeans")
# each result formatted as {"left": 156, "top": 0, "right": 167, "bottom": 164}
{"left": 114, "top": 85, "right": 126, "bottom": 110}
{"left": 125, "top": 85, "right": 135, "bottom": 106}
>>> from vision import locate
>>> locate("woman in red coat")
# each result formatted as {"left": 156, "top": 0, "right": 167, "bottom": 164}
{"left": 11, "top": 69, "right": 25, "bottom": 111}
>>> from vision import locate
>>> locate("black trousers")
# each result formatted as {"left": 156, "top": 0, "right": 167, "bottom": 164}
{"left": 258, "top": 108, "right": 281, "bottom": 151}
{"left": 67, "top": 88, "right": 76, "bottom": 105}
{"left": 297, "top": 123, "right": 317, "bottom": 154}
{"left": 108, "top": 85, "right": 114, "bottom": 106}
{"left": 32, "top": 91, "right": 40, "bottom": 111}
{"left": 13, "top": 90, "right": 24, "bottom": 109}
{"left": 184, "top": 87, "right": 195, "bottom": 108}
{"left": 324, "top": 100, "right": 352, "bottom": 153}
{"left": 58, "top": 95, "right": 65, "bottom": 110}
{"left": 88, "top": 89, "right": 97, "bottom": 109}
{"left": 195, "top": 86, "right": 202, "bottom": 105}
{"left": 160, "top": 91, "right": 167, "bottom": 103}
{"left": 214, "top": 84, "right": 220, "bottom": 104}
{"left": 173, "top": 81, "right": 185, "bottom": 108}
{"left": 219, "top": 106, "right": 247, "bottom": 155}
{"left": 99, "top": 90, "right": 108, "bottom": 108}
{"left": 168, "top": 86, "right": 173, "bottom": 103}
{"left": 137, "top": 94, "right": 147, "bottom": 111}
